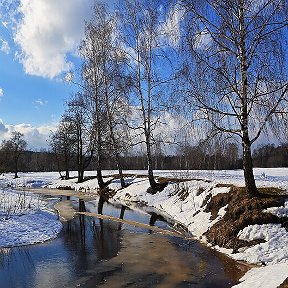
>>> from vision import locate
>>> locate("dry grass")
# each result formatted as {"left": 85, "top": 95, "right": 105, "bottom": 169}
{"left": 279, "top": 278, "right": 288, "bottom": 288}
{"left": 204, "top": 187, "right": 287, "bottom": 252}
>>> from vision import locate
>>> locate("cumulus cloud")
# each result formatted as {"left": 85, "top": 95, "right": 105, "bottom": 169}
{"left": 0, "top": 120, "right": 56, "bottom": 150}
{"left": 0, "top": 87, "right": 3, "bottom": 97}
{"left": 14, "top": 0, "right": 94, "bottom": 79}
{"left": 0, "top": 38, "right": 10, "bottom": 54}
{"left": 0, "top": 119, "right": 8, "bottom": 133}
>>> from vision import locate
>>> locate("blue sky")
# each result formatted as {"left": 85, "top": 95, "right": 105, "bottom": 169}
{"left": 0, "top": 0, "right": 99, "bottom": 149}
{"left": 0, "top": 0, "right": 178, "bottom": 150}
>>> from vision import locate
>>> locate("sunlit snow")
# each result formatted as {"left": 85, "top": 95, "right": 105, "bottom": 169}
{"left": 0, "top": 168, "right": 287, "bottom": 287}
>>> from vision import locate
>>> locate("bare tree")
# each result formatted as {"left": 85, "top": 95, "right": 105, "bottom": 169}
{"left": 50, "top": 117, "right": 76, "bottom": 180}
{"left": 66, "top": 93, "right": 94, "bottom": 183}
{"left": 79, "top": 5, "right": 111, "bottom": 190}
{"left": 182, "top": 0, "right": 288, "bottom": 197}
{"left": 119, "top": 0, "right": 174, "bottom": 192}
{"left": 79, "top": 4, "right": 133, "bottom": 190}
{"left": 104, "top": 72, "right": 131, "bottom": 188}
{"left": 1, "top": 131, "right": 27, "bottom": 178}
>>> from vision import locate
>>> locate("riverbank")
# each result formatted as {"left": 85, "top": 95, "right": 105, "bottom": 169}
{"left": 47, "top": 169, "right": 288, "bottom": 288}
{"left": 1, "top": 169, "right": 288, "bottom": 287}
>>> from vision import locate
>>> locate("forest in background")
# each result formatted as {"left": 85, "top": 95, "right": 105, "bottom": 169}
{"left": 0, "top": 143, "right": 287, "bottom": 174}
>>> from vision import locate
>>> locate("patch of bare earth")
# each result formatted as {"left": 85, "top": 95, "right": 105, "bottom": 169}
{"left": 278, "top": 278, "right": 288, "bottom": 288}
{"left": 204, "top": 186, "right": 287, "bottom": 252}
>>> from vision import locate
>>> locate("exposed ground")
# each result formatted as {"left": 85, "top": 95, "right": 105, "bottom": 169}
{"left": 204, "top": 186, "right": 288, "bottom": 252}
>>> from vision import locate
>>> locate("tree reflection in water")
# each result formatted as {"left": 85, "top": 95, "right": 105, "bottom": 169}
{"left": 0, "top": 196, "right": 249, "bottom": 288}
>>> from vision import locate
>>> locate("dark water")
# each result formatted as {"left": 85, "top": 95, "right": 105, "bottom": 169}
{"left": 0, "top": 196, "right": 247, "bottom": 288}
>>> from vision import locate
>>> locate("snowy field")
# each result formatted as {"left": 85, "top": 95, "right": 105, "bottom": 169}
{"left": 0, "top": 168, "right": 287, "bottom": 288}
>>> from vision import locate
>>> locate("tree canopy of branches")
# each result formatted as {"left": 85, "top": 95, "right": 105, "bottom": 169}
{"left": 182, "top": 0, "right": 288, "bottom": 197}
{"left": 119, "top": 0, "right": 176, "bottom": 192}
{"left": 66, "top": 93, "right": 94, "bottom": 183}
{"left": 78, "top": 3, "right": 133, "bottom": 189}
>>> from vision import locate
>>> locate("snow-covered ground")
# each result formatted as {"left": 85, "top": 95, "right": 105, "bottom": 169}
{"left": 0, "top": 168, "right": 288, "bottom": 287}
{"left": 0, "top": 173, "right": 63, "bottom": 247}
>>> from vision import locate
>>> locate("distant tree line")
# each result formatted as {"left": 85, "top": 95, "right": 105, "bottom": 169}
{"left": 2, "top": 139, "right": 288, "bottom": 175}
{"left": 253, "top": 144, "right": 288, "bottom": 168}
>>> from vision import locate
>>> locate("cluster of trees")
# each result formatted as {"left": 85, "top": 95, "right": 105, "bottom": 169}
{"left": 50, "top": 0, "right": 287, "bottom": 197}
{"left": 0, "top": 132, "right": 27, "bottom": 178}
{"left": 253, "top": 144, "right": 288, "bottom": 168}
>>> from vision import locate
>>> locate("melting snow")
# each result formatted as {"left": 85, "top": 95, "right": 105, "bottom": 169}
{"left": 0, "top": 169, "right": 287, "bottom": 287}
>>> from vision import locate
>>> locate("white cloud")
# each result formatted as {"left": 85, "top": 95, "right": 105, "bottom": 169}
{"left": 0, "top": 120, "right": 56, "bottom": 150}
{"left": 64, "top": 72, "right": 73, "bottom": 83}
{"left": 0, "top": 87, "right": 3, "bottom": 97}
{"left": 0, "top": 0, "right": 20, "bottom": 27}
{"left": 159, "top": 3, "right": 185, "bottom": 47}
{"left": 1, "top": 21, "right": 9, "bottom": 28}
{"left": 33, "top": 99, "right": 48, "bottom": 108}
{"left": 0, "top": 38, "right": 10, "bottom": 54}
{"left": 14, "top": 0, "right": 94, "bottom": 79}
{"left": 0, "top": 119, "right": 8, "bottom": 133}
{"left": 193, "top": 29, "right": 212, "bottom": 50}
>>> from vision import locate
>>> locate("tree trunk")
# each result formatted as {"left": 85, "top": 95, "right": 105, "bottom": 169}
{"left": 146, "top": 141, "right": 157, "bottom": 191}
{"left": 97, "top": 167, "right": 105, "bottom": 190}
{"left": 96, "top": 148, "right": 105, "bottom": 190}
{"left": 78, "top": 169, "right": 84, "bottom": 183}
{"left": 14, "top": 155, "right": 19, "bottom": 178}
{"left": 77, "top": 131, "right": 84, "bottom": 183}
{"left": 115, "top": 153, "right": 125, "bottom": 188}
{"left": 242, "top": 134, "right": 259, "bottom": 197}
{"left": 239, "top": 0, "right": 258, "bottom": 198}
{"left": 65, "top": 169, "right": 70, "bottom": 180}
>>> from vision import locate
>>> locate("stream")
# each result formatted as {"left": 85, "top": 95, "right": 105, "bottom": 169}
{"left": 0, "top": 192, "right": 249, "bottom": 288}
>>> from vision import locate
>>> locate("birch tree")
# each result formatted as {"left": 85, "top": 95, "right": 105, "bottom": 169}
{"left": 120, "top": 0, "right": 174, "bottom": 192}
{"left": 50, "top": 117, "right": 76, "bottom": 180}
{"left": 80, "top": 4, "right": 131, "bottom": 189}
{"left": 80, "top": 5, "right": 110, "bottom": 189}
{"left": 182, "top": 0, "right": 288, "bottom": 197}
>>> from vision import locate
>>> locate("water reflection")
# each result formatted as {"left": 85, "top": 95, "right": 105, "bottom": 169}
{"left": 67, "top": 232, "right": 247, "bottom": 288}
{"left": 0, "top": 195, "right": 248, "bottom": 288}
{"left": 0, "top": 214, "right": 121, "bottom": 287}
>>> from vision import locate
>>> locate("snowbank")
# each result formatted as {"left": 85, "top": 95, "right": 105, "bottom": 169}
{"left": 0, "top": 173, "right": 63, "bottom": 247}
{"left": 0, "top": 210, "right": 62, "bottom": 247}
{"left": 1, "top": 170, "right": 288, "bottom": 287}
{"left": 233, "top": 263, "right": 288, "bottom": 288}
{"left": 235, "top": 223, "right": 288, "bottom": 264}
{"left": 110, "top": 175, "right": 288, "bottom": 288}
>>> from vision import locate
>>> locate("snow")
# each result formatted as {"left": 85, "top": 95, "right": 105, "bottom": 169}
{"left": 0, "top": 168, "right": 288, "bottom": 287}
{"left": 0, "top": 210, "right": 62, "bottom": 247}
{"left": 265, "top": 199, "right": 288, "bottom": 217}
{"left": 233, "top": 263, "right": 288, "bottom": 288}
{"left": 0, "top": 173, "right": 63, "bottom": 248}
{"left": 235, "top": 224, "right": 288, "bottom": 265}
